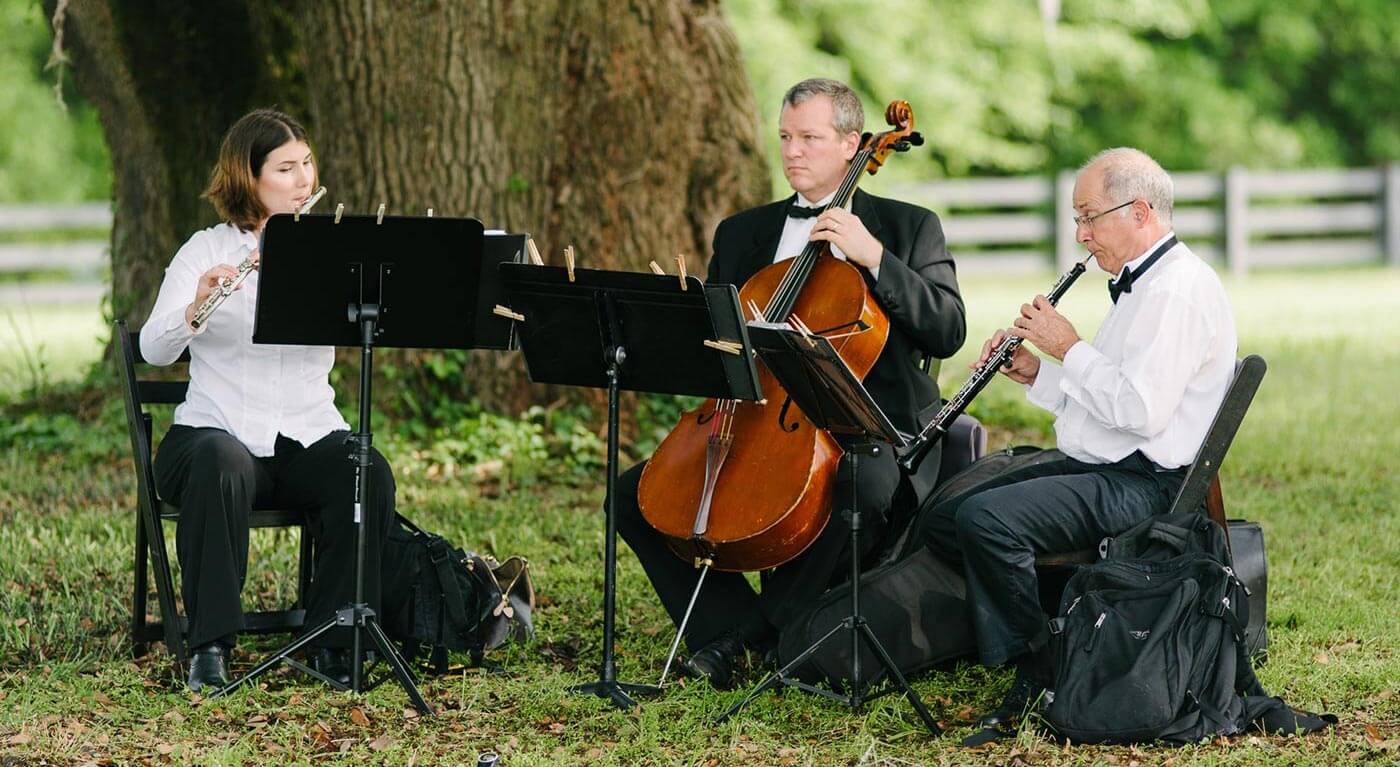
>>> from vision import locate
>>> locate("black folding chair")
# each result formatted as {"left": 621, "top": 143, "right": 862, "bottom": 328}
{"left": 1036, "top": 354, "right": 1268, "bottom": 567}
{"left": 116, "top": 319, "right": 314, "bottom": 664}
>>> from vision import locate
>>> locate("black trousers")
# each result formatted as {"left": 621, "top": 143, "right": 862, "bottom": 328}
{"left": 613, "top": 443, "right": 904, "bottom": 652}
{"left": 921, "top": 451, "right": 1184, "bottom": 667}
{"left": 154, "top": 426, "right": 396, "bottom": 650}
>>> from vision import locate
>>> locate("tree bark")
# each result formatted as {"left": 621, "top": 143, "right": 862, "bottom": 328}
{"left": 52, "top": 0, "right": 767, "bottom": 413}
{"left": 300, "top": 0, "right": 768, "bottom": 411}
{"left": 44, "top": 0, "right": 306, "bottom": 324}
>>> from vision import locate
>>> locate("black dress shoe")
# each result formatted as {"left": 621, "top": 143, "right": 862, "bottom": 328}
{"left": 312, "top": 647, "right": 354, "bottom": 687}
{"left": 187, "top": 643, "right": 230, "bottom": 692}
{"left": 976, "top": 668, "right": 1042, "bottom": 729}
{"left": 682, "top": 632, "right": 744, "bottom": 689}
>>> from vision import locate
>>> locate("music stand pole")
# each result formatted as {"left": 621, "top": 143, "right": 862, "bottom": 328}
{"left": 714, "top": 325, "right": 940, "bottom": 734}
{"left": 567, "top": 343, "right": 660, "bottom": 708}
{"left": 210, "top": 304, "right": 433, "bottom": 716}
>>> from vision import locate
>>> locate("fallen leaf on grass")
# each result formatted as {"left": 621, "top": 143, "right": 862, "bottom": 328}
{"left": 1313, "top": 652, "right": 1330, "bottom": 665}
{"left": 246, "top": 714, "right": 269, "bottom": 729}
{"left": 403, "top": 707, "right": 420, "bottom": 720}
{"left": 13, "top": 618, "right": 27, "bottom": 628}
{"left": 7, "top": 732, "right": 33, "bottom": 746}
{"left": 92, "top": 691, "right": 114, "bottom": 706}
{"left": 350, "top": 707, "right": 371, "bottom": 727}
{"left": 156, "top": 743, "right": 174, "bottom": 755}
{"left": 369, "top": 735, "right": 394, "bottom": 751}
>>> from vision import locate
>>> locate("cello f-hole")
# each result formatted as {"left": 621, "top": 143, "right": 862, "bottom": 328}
{"left": 777, "top": 396, "right": 801, "bottom": 433}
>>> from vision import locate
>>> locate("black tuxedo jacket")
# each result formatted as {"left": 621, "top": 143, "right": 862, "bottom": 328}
{"left": 707, "top": 189, "right": 966, "bottom": 494}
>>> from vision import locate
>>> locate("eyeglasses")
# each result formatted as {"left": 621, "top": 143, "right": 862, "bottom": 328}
{"left": 1072, "top": 199, "right": 1140, "bottom": 229}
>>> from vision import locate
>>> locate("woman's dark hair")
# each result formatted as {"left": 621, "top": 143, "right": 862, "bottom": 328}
{"left": 202, "top": 108, "right": 315, "bottom": 232}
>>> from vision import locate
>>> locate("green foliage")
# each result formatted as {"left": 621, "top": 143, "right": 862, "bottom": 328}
{"left": 0, "top": 0, "right": 110, "bottom": 202}
{"left": 724, "top": 0, "right": 1400, "bottom": 181}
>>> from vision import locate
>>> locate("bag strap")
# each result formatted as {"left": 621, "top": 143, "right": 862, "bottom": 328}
{"left": 426, "top": 538, "right": 473, "bottom": 634}
{"left": 1144, "top": 522, "right": 1193, "bottom": 554}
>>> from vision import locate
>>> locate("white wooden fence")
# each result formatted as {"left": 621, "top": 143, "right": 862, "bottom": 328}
{"left": 891, "top": 164, "right": 1400, "bottom": 274}
{"left": 0, "top": 202, "right": 109, "bottom": 304}
{"left": 3, "top": 164, "right": 1399, "bottom": 300}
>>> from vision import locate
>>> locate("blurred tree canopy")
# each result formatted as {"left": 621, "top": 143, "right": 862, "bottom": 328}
{"left": 728, "top": 0, "right": 1400, "bottom": 187}
{"left": 0, "top": 0, "right": 108, "bottom": 202}
{"left": 4, "top": 0, "right": 1398, "bottom": 201}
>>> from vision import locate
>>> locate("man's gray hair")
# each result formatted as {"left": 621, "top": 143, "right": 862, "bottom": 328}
{"left": 783, "top": 78, "right": 864, "bottom": 136}
{"left": 1082, "top": 147, "right": 1174, "bottom": 224}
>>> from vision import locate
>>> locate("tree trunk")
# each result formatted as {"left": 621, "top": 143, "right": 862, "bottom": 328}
{"left": 51, "top": 0, "right": 767, "bottom": 414}
{"left": 300, "top": 0, "right": 768, "bottom": 411}
{"left": 44, "top": 0, "right": 306, "bottom": 325}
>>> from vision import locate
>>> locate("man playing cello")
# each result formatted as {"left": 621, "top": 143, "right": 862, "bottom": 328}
{"left": 612, "top": 78, "right": 967, "bottom": 687}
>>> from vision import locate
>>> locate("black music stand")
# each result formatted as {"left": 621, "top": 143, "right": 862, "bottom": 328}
{"left": 208, "top": 211, "right": 495, "bottom": 716}
{"left": 498, "top": 264, "right": 761, "bottom": 710}
{"left": 716, "top": 322, "right": 940, "bottom": 734}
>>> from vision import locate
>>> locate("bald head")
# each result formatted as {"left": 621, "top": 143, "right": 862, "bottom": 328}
{"left": 1081, "top": 148, "right": 1174, "bottom": 225}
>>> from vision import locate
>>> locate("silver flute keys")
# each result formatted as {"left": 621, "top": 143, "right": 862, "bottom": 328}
{"left": 189, "top": 186, "right": 326, "bottom": 330}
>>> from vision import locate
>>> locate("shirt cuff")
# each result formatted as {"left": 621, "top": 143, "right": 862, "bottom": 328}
{"left": 1026, "top": 357, "right": 1063, "bottom": 409}
{"left": 1060, "top": 340, "right": 1102, "bottom": 384}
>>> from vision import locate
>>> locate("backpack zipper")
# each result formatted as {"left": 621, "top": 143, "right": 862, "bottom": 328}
{"left": 1084, "top": 612, "right": 1107, "bottom": 652}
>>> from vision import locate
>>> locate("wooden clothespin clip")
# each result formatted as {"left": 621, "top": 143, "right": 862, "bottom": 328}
{"left": 564, "top": 245, "right": 576, "bottom": 283}
{"left": 376, "top": 204, "right": 386, "bottom": 225}
{"left": 525, "top": 237, "right": 544, "bottom": 266}
{"left": 790, "top": 315, "right": 819, "bottom": 347}
{"left": 648, "top": 260, "right": 666, "bottom": 275}
{"left": 703, "top": 339, "right": 743, "bottom": 356}
{"left": 675, "top": 254, "right": 689, "bottom": 291}
{"left": 426, "top": 208, "right": 434, "bottom": 218}
{"left": 492, "top": 304, "right": 525, "bottom": 322}
{"left": 334, "top": 203, "right": 345, "bottom": 224}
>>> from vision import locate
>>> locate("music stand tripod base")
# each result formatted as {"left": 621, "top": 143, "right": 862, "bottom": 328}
{"left": 713, "top": 444, "right": 939, "bottom": 734}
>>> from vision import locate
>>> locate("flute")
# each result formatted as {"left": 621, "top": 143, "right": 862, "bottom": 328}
{"left": 189, "top": 186, "right": 326, "bottom": 330}
{"left": 898, "top": 253, "right": 1093, "bottom": 473}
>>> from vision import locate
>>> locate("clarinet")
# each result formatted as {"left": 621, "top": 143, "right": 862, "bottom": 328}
{"left": 898, "top": 254, "right": 1092, "bottom": 473}
{"left": 189, "top": 186, "right": 326, "bottom": 330}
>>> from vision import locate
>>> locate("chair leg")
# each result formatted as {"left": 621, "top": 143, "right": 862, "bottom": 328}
{"left": 144, "top": 505, "right": 187, "bottom": 665}
{"left": 132, "top": 506, "right": 150, "bottom": 659}
{"left": 298, "top": 524, "right": 314, "bottom": 609}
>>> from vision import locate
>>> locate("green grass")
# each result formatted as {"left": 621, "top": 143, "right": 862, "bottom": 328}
{"left": 0, "top": 302, "right": 107, "bottom": 398}
{"left": 1, "top": 267, "right": 1398, "bottom": 765}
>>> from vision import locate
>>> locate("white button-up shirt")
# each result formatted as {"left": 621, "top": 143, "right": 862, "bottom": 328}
{"left": 139, "top": 223, "right": 349, "bottom": 457}
{"left": 1026, "top": 233, "right": 1236, "bottom": 469}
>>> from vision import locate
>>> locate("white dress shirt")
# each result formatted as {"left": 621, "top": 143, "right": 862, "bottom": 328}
{"left": 773, "top": 191, "right": 880, "bottom": 280}
{"left": 1026, "top": 233, "right": 1236, "bottom": 469}
{"left": 140, "top": 223, "right": 349, "bottom": 457}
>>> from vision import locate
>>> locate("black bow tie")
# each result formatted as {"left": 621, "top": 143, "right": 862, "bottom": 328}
{"left": 1108, "top": 235, "right": 1178, "bottom": 303}
{"left": 786, "top": 203, "right": 823, "bottom": 219}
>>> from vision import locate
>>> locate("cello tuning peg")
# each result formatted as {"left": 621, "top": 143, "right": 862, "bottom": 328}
{"left": 893, "top": 142, "right": 910, "bottom": 152}
{"left": 907, "top": 132, "right": 925, "bottom": 146}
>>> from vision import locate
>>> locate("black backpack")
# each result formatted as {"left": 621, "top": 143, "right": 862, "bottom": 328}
{"left": 1043, "top": 512, "right": 1334, "bottom": 744}
{"left": 379, "top": 515, "right": 534, "bottom": 671}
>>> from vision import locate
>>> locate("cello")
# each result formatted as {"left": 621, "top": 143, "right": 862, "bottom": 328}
{"left": 637, "top": 101, "right": 923, "bottom": 573}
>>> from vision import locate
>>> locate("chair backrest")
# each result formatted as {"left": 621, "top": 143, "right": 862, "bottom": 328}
{"left": 1167, "top": 355, "right": 1268, "bottom": 519}
{"left": 114, "top": 320, "right": 190, "bottom": 509}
